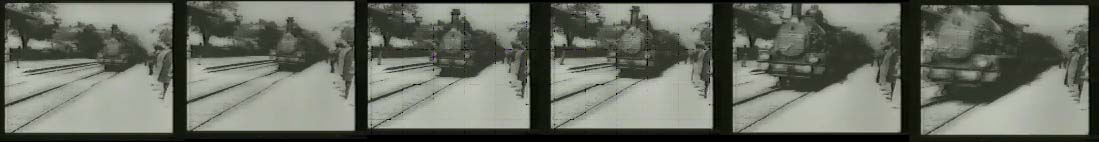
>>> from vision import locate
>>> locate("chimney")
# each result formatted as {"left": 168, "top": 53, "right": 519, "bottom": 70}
{"left": 285, "top": 17, "right": 295, "bottom": 32}
{"left": 629, "top": 6, "right": 640, "bottom": 26}
{"left": 450, "top": 9, "right": 461, "bottom": 27}
{"left": 791, "top": 4, "right": 802, "bottom": 17}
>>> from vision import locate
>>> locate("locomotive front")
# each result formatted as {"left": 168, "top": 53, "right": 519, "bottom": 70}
{"left": 612, "top": 26, "right": 654, "bottom": 71}
{"left": 757, "top": 20, "right": 828, "bottom": 79}
{"left": 274, "top": 32, "right": 308, "bottom": 69}
{"left": 97, "top": 38, "right": 129, "bottom": 71}
{"left": 920, "top": 9, "right": 1005, "bottom": 87}
{"left": 435, "top": 28, "right": 472, "bottom": 69}
{"left": 610, "top": 6, "right": 657, "bottom": 74}
{"left": 434, "top": 9, "right": 476, "bottom": 72}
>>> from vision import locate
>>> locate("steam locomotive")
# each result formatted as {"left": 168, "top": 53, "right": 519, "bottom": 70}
{"left": 610, "top": 6, "right": 688, "bottom": 78}
{"left": 97, "top": 28, "right": 146, "bottom": 72}
{"left": 273, "top": 17, "right": 330, "bottom": 71}
{"left": 432, "top": 9, "right": 505, "bottom": 77}
{"left": 756, "top": 4, "right": 874, "bottom": 89}
{"left": 921, "top": 6, "right": 1064, "bottom": 96}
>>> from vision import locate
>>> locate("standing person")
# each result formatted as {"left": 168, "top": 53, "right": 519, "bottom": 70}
{"left": 331, "top": 42, "right": 346, "bottom": 73}
{"left": 149, "top": 45, "right": 162, "bottom": 75}
{"left": 333, "top": 46, "right": 355, "bottom": 99}
{"left": 152, "top": 47, "right": 173, "bottom": 99}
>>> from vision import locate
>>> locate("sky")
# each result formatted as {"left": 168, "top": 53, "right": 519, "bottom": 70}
{"left": 415, "top": 4, "right": 529, "bottom": 49}
{"left": 999, "top": 5, "right": 1088, "bottom": 52}
{"left": 592, "top": 4, "right": 712, "bottom": 49}
{"left": 233, "top": 2, "right": 354, "bottom": 50}
{"left": 8, "top": 3, "right": 172, "bottom": 51}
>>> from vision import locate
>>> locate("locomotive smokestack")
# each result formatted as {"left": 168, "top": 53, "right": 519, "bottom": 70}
{"left": 791, "top": 4, "right": 802, "bottom": 17}
{"left": 285, "top": 17, "right": 295, "bottom": 32}
{"left": 451, "top": 9, "right": 461, "bottom": 27}
{"left": 630, "top": 6, "right": 640, "bottom": 27}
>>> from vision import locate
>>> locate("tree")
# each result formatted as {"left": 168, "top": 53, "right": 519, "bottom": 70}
{"left": 151, "top": 22, "right": 173, "bottom": 48}
{"left": 74, "top": 24, "right": 104, "bottom": 58}
{"left": 551, "top": 4, "right": 603, "bottom": 49}
{"left": 368, "top": 4, "right": 420, "bottom": 64}
{"left": 6, "top": 3, "right": 61, "bottom": 62}
{"left": 252, "top": 19, "right": 283, "bottom": 53}
{"left": 333, "top": 20, "right": 355, "bottom": 48}
{"left": 117, "top": 28, "right": 148, "bottom": 64}
{"left": 188, "top": 1, "right": 242, "bottom": 57}
{"left": 509, "top": 20, "right": 530, "bottom": 49}
{"left": 552, "top": 4, "right": 604, "bottom": 64}
{"left": 732, "top": 4, "right": 783, "bottom": 61}
{"left": 876, "top": 20, "right": 900, "bottom": 67}
{"left": 693, "top": 20, "right": 713, "bottom": 48}
{"left": 367, "top": 3, "right": 420, "bottom": 49}
{"left": 1067, "top": 23, "right": 1088, "bottom": 51}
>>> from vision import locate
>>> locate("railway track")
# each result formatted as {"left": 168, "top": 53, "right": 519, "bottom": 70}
{"left": 368, "top": 77, "right": 440, "bottom": 103}
{"left": 368, "top": 77, "right": 466, "bottom": 128}
{"left": 552, "top": 63, "right": 613, "bottom": 77}
{"left": 732, "top": 80, "right": 756, "bottom": 87}
{"left": 187, "top": 60, "right": 276, "bottom": 84}
{"left": 187, "top": 71, "right": 281, "bottom": 103}
{"left": 552, "top": 78, "right": 645, "bottom": 128}
{"left": 918, "top": 85, "right": 984, "bottom": 135}
{"left": 552, "top": 78, "right": 621, "bottom": 103}
{"left": 734, "top": 90, "right": 812, "bottom": 132}
{"left": 204, "top": 60, "right": 275, "bottom": 73}
{"left": 920, "top": 102, "right": 980, "bottom": 135}
{"left": 731, "top": 79, "right": 815, "bottom": 132}
{"left": 6, "top": 64, "right": 102, "bottom": 87}
{"left": 732, "top": 87, "right": 781, "bottom": 107}
{"left": 367, "top": 78, "right": 391, "bottom": 85}
{"left": 187, "top": 72, "right": 295, "bottom": 131}
{"left": 5, "top": 65, "right": 108, "bottom": 106}
{"left": 6, "top": 72, "right": 119, "bottom": 133}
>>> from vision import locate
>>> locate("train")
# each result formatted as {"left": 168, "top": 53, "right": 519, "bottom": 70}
{"left": 609, "top": 6, "right": 688, "bottom": 78}
{"left": 273, "top": 17, "right": 330, "bottom": 71}
{"left": 921, "top": 5, "right": 1063, "bottom": 96}
{"left": 432, "top": 9, "right": 505, "bottom": 77}
{"left": 96, "top": 27, "right": 147, "bottom": 72}
{"left": 756, "top": 4, "right": 875, "bottom": 90}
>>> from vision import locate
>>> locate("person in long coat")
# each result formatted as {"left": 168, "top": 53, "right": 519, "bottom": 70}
{"left": 150, "top": 46, "right": 173, "bottom": 99}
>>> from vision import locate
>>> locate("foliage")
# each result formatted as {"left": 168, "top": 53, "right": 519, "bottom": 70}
{"left": 367, "top": 3, "right": 420, "bottom": 48}
{"left": 551, "top": 3, "right": 604, "bottom": 48}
